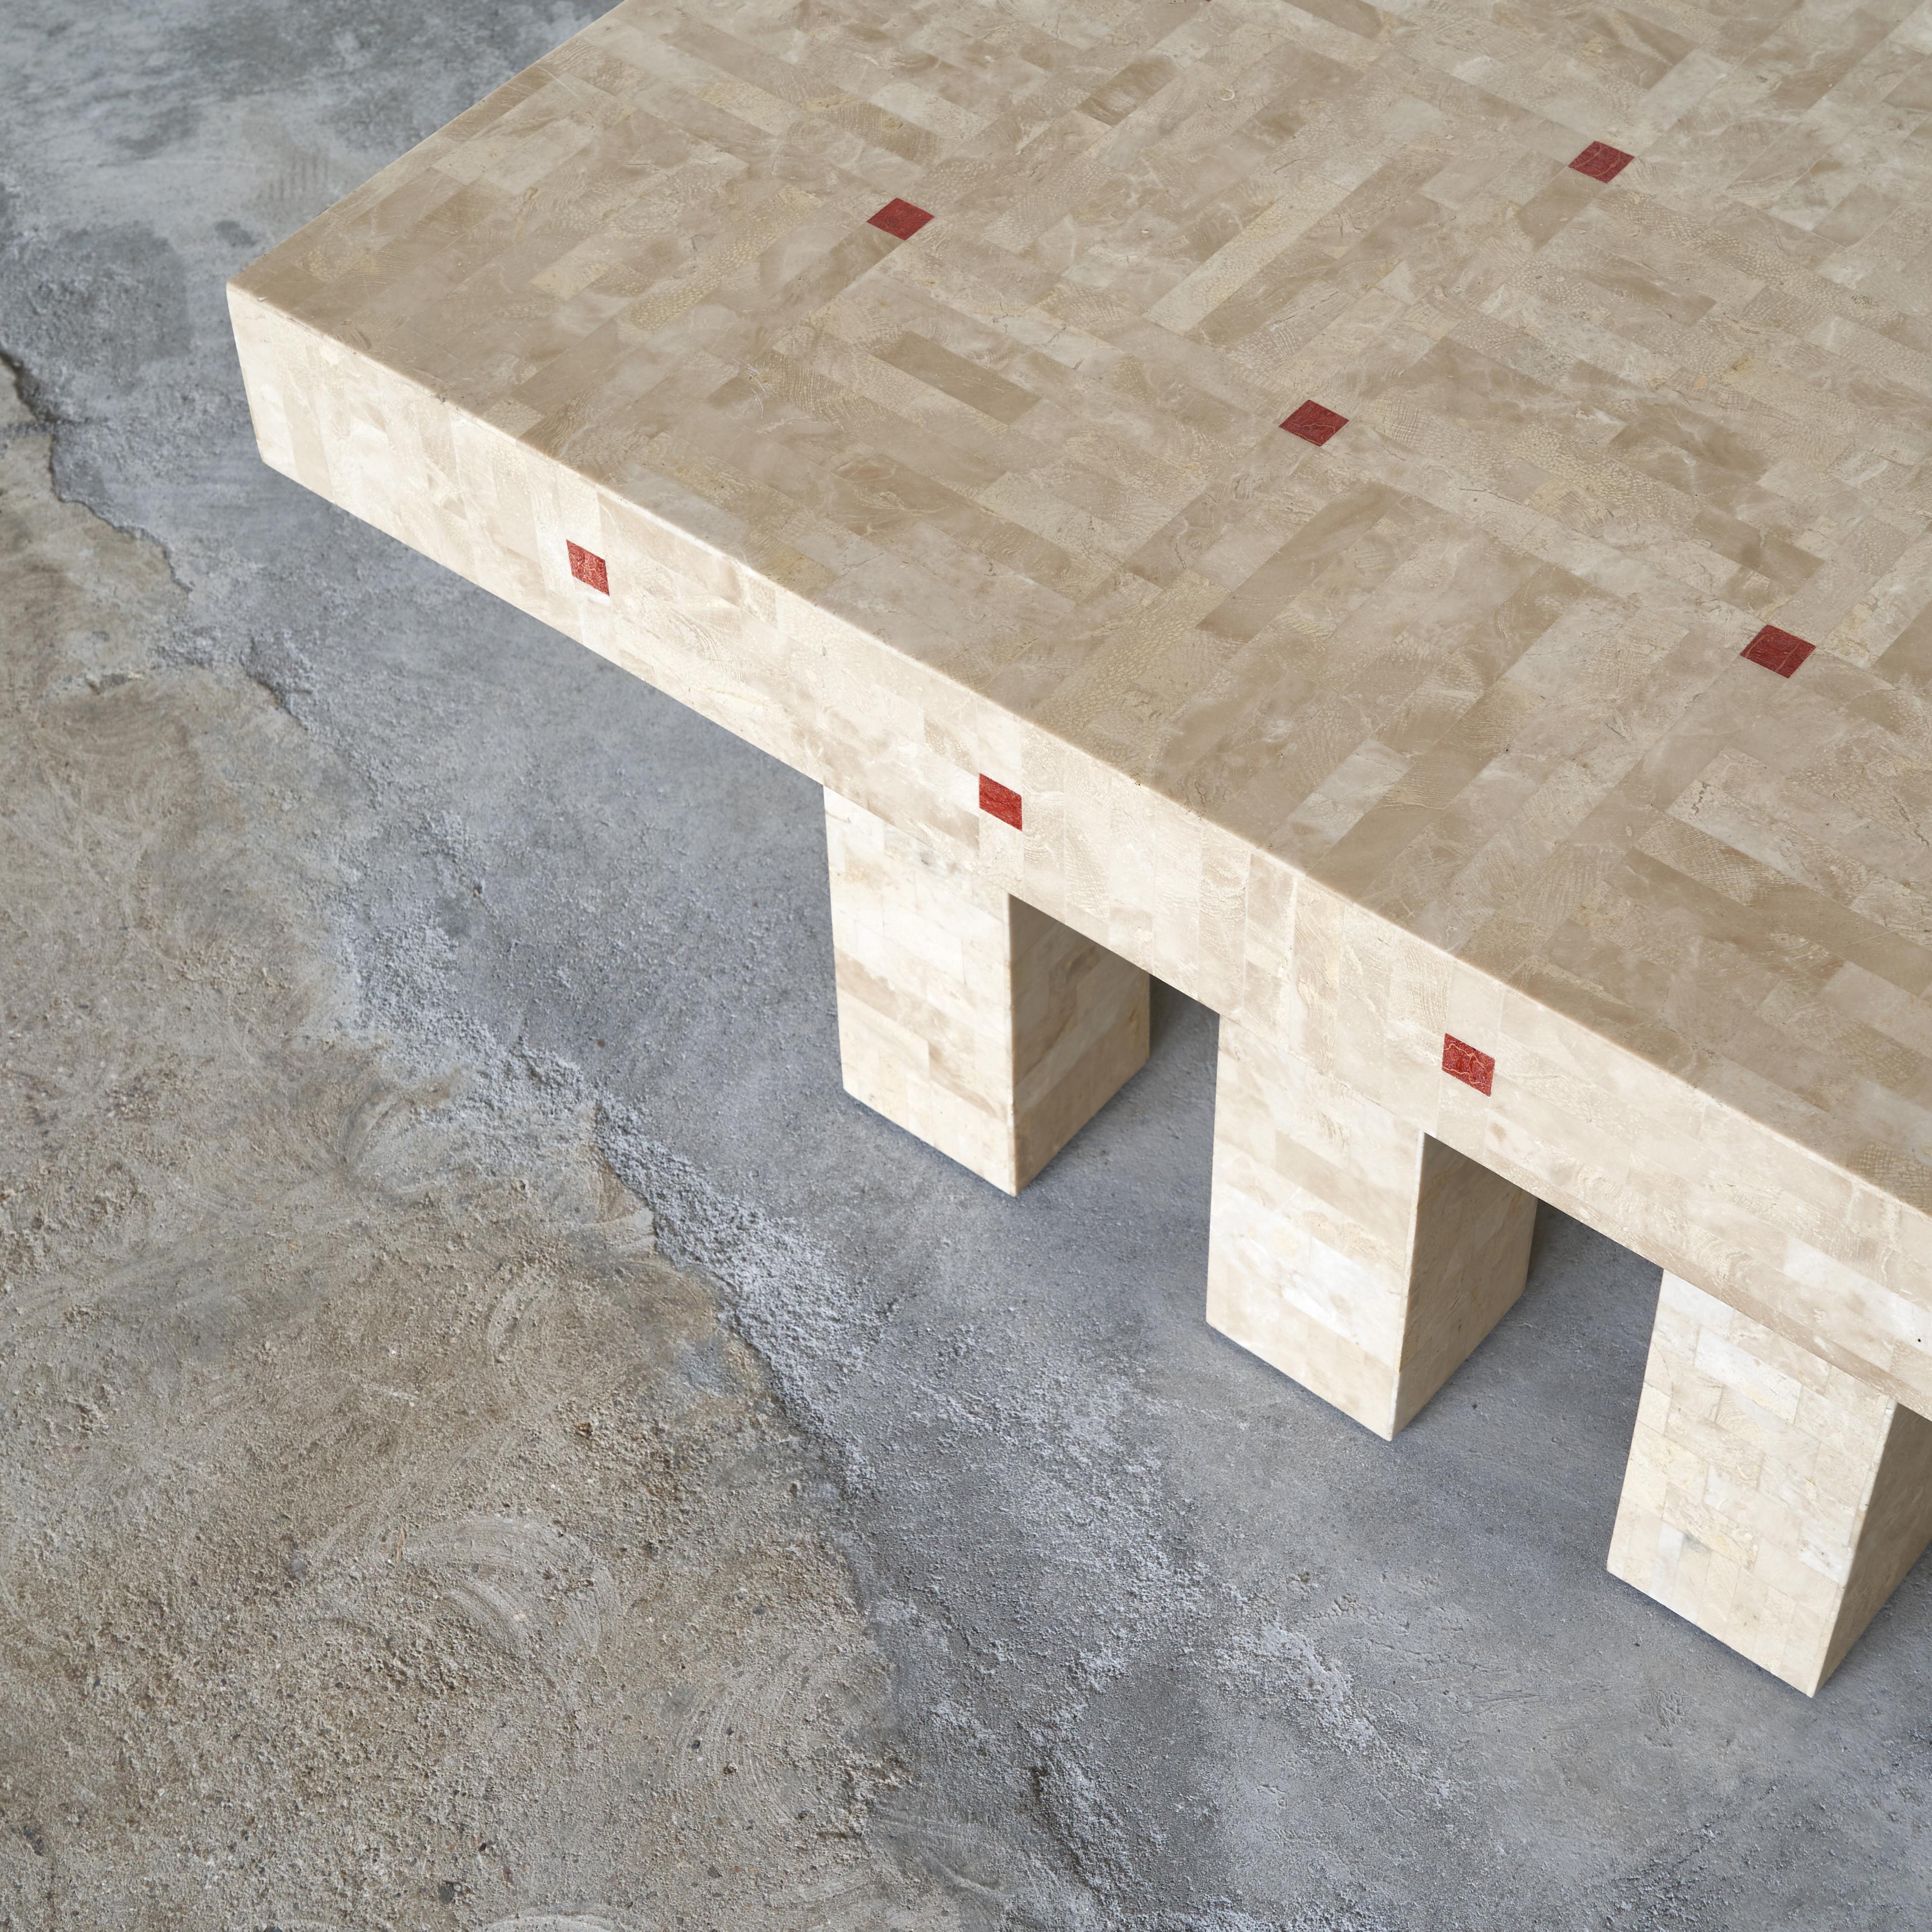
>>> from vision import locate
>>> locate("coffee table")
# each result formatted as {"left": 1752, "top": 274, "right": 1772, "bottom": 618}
{"left": 230, "top": 0, "right": 1932, "bottom": 1694}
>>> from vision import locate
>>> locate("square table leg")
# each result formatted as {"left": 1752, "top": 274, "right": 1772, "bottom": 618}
{"left": 823, "top": 790, "right": 1149, "bottom": 1194}
{"left": 1206, "top": 1016, "right": 1536, "bottom": 1438}
{"left": 1608, "top": 1272, "right": 1932, "bottom": 1694}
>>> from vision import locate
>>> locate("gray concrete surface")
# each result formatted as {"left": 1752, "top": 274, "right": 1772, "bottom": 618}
{"left": 3, "top": 4, "right": 1930, "bottom": 1927}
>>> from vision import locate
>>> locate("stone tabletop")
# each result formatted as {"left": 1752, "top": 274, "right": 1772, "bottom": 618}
{"left": 231, "top": 0, "right": 1932, "bottom": 1497}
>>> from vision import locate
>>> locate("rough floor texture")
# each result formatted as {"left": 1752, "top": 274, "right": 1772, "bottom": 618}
{"left": 2, "top": 5, "right": 1929, "bottom": 1929}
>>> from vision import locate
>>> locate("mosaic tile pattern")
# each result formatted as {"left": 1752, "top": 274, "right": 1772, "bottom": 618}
{"left": 1209, "top": 1017, "right": 1537, "bottom": 1438}
{"left": 1610, "top": 1273, "right": 1932, "bottom": 1694}
{"left": 825, "top": 788, "right": 1148, "bottom": 1193}
{"left": 230, "top": 0, "right": 1932, "bottom": 1441}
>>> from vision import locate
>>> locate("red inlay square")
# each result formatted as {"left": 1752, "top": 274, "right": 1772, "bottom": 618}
{"left": 1570, "top": 141, "right": 1634, "bottom": 183}
{"left": 1281, "top": 400, "right": 1349, "bottom": 446}
{"left": 868, "top": 198, "right": 932, "bottom": 240}
{"left": 567, "top": 540, "right": 609, "bottom": 595}
{"left": 978, "top": 773, "right": 1022, "bottom": 830}
{"left": 1741, "top": 624, "right": 1814, "bottom": 677}
{"left": 1442, "top": 1034, "right": 1495, "bottom": 1096}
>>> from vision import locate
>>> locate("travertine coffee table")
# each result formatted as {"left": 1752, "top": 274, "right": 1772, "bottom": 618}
{"left": 231, "top": 0, "right": 1932, "bottom": 1694}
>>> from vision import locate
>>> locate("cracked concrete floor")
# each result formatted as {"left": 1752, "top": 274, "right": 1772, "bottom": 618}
{"left": 3, "top": 5, "right": 1931, "bottom": 1929}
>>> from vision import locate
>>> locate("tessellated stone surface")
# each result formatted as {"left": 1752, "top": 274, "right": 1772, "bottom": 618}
{"left": 825, "top": 788, "right": 1149, "bottom": 1192}
{"left": 1208, "top": 1017, "right": 1537, "bottom": 1437}
{"left": 229, "top": 0, "right": 1932, "bottom": 1682}
{"left": 1610, "top": 1273, "right": 1932, "bottom": 1694}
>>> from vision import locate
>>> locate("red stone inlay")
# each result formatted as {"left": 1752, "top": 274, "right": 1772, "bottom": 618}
{"left": 1442, "top": 1034, "right": 1495, "bottom": 1096}
{"left": 567, "top": 540, "right": 609, "bottom": 595}
{"left": 869, "top": 198, "right": 933, "bottom": 240}
{"left": 1281, "top": 400, "right": 1349, "bottom": 446}
{"left": 1570, "top": 141, "right": 1634, "bottom": 183}
{"left": 978, "top": 774, "right": 1022, "bottom": 830}
{"left": 1741, "top": 624, "right": 1814, "bottom": 677}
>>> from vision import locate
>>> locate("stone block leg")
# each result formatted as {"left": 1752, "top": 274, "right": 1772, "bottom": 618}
{"left": 823, "top": 790, "right": 1149, "bottom": 1194}
{"left": 1205, "top": 1017, "right": 1537, "bottom": 1439}
{"left": 1608, "top": 1272, "right": 1932, "bottom": 1694}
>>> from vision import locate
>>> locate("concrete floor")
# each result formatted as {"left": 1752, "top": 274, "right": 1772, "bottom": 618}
{"left": 4, "top": 4, "right": 1931, "bottom": 1927}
